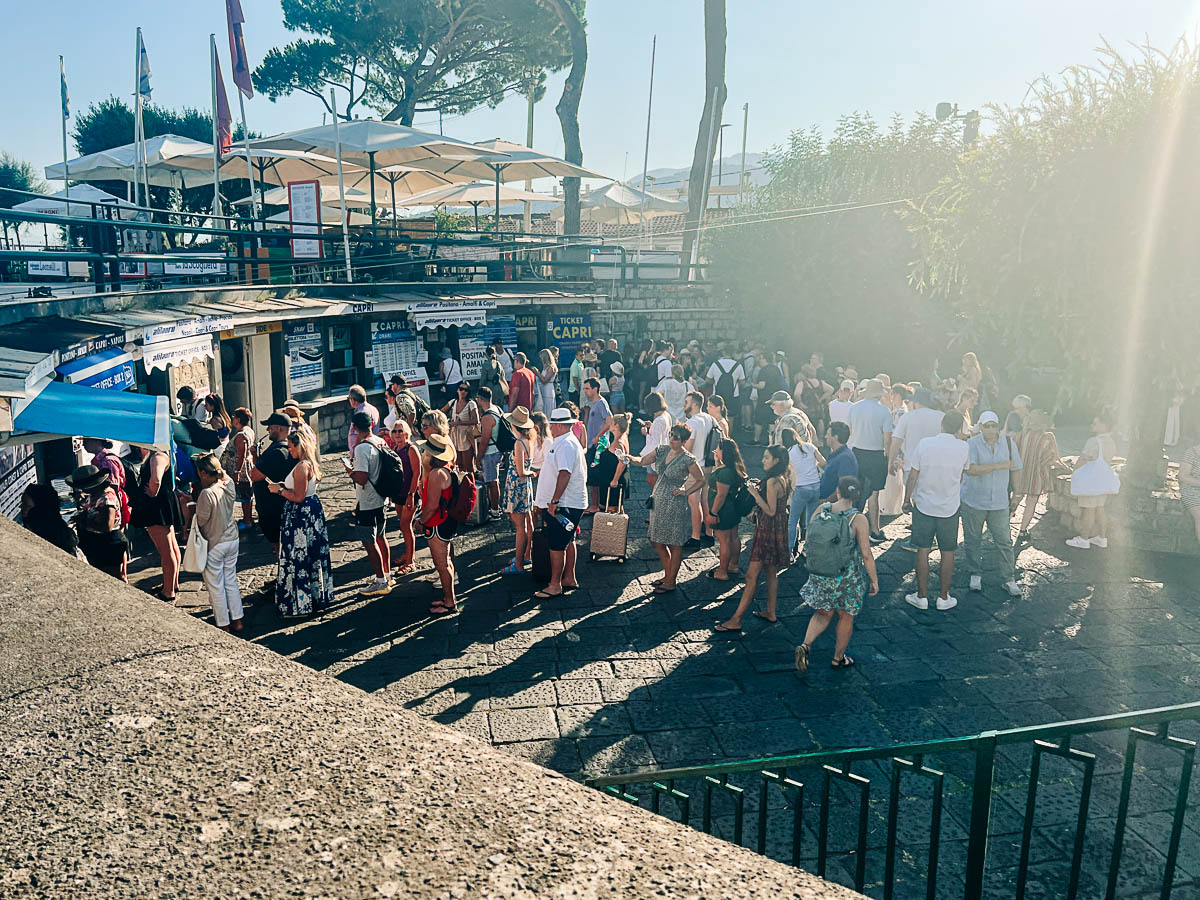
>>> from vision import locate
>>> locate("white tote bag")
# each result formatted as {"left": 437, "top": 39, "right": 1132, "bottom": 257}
{"left": 182, "top": 526, "right": 209, "bottom": 573}
{"left": 1070, "top": 458, "right": 1121, "bottom": 497}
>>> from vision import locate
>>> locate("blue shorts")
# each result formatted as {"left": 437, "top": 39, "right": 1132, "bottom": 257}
{"left": 481, "top": 451, "right": 502, "bottom": 484}
{"left": 610, "top": 390, "right": 626, "bottom": 409}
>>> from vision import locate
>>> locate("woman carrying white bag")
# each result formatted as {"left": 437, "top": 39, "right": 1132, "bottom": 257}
{"left": 1066, "top": 413, "right": 1120, "bottom": 550}
{"left": 188, "top": 453, "right": 244, "bottom": 632}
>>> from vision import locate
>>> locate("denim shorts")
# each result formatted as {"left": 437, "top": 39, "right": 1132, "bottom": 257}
{"left": 481, "top": 451, "right": 502, "bottom": 484}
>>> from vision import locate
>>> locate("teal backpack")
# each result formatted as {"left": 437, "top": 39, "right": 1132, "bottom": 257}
{"left": 804, "top": 503, "right": 858, "bottom": 576}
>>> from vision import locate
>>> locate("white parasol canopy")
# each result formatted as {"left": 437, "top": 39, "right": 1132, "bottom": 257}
{"left": 397, "top": 181, "right": 561, "bottom": 231}
{"left": 45, "top": 134, "right": 217, "bottom": 188}
{"left": 10, "top": 184, "right": 139, "bottom": 220}
{"left": 265, "top": 205, "right": 371, "bottom": 226}
{"left": 233, "top": 183, "right": 375, "bottom": 209}
{"left": 549, "top": 182, "right": 686, "bottom": 225}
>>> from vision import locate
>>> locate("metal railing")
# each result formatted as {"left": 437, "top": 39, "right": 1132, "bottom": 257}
{"left": 0, "top": 187, "right": 702, "bottom": 296}
{"left": 587, "top": 702, "right": 1200, "bottom": 899}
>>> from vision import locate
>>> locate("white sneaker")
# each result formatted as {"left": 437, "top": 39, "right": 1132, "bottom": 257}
{"left": 1065, "top": 536, "right": 1092, "bottom": 549}
{"left": 1003, "top": 581, "right": 1022, "bottom": 597}
{"left": 905, "top": 593, "right": 929, "bottom": 610}
{"left": 361, "top": 578, "right": 391, "bottom": 596}
{"left": 1089, "top": 536, "right": 1109, "bottom": 549}
{"left": 936, "top": 595, "right": 958, "bottom": 611}
{"left": 969, "top": 575, "right": 982, "bottom": 592}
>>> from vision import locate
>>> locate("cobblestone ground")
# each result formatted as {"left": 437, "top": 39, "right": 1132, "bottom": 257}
{"left": 129, "top": 452, "right": 1200, "bottom": 898}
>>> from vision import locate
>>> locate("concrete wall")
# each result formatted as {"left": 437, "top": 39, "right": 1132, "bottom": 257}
{"left": 596, "top": 283, "right": 743, "bottom": 348}
{"left": 0, "top": 517, "right": 860, "bottom": 899}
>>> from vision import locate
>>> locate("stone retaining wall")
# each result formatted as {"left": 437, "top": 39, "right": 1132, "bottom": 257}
{"left": 595, "top": 283, "right": 743, "bottom": 348}
{"left": 0, "top": 516, "right": 859, "bottom": 899}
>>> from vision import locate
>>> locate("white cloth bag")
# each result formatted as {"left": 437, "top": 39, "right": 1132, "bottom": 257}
{"left": 182, "top": 526, "right": 209, "bottom": 573}
{"left": 1070, "top": 459, "right": 1120, "bottom": 497}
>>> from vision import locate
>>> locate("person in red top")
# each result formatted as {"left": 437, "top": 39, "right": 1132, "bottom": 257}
{"left": 508, "top": 352, "right": 536, "bottom": 413}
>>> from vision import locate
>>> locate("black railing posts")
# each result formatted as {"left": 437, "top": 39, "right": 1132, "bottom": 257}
{"left": 964, "top": 731, "right": 997, "bottom": 900}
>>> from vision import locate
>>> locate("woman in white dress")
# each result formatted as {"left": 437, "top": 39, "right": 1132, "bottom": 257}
{"left": 879, "top": 383, "right": 910, "bottom": 516}
{"left": 536, "top": 348, "right": 558, "bottom": 414}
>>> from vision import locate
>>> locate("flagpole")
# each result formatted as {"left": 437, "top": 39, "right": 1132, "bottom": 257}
{"left": 331, "top": 88, "right": 353, "bottom": 283}
{"left": 133, "top": 29, "right": 142, "bottom": 207}
{"left": 60, "top": 56, "right": 71, "bottom": 246}
{"left": 637, "top": 34, "right": 657, "bottom": 255}
{"left": 236, "top": 91, "right": 257, "bottom": 221}
{"left": 210, "top": 35, "right": 222, "bottom": 222}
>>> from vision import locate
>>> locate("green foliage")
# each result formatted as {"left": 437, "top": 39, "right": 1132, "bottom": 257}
{"left": 0, "top": 151, "right": 46, "bottom": 208}
{"left": 905, "top": 40, "right": 1200, "bottom": 418}
{"left": 433, "top": 207, "right": 469, "bottom": 237}
{"left": 256, "top": 0, "right": 582, "bottom": 124}
{"left": 707, "top": 112, "right": 964, "bottom": 375}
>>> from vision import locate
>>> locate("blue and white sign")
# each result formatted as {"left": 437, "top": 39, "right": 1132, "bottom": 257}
{"left": 484, "top": 315, "right": 518, "bottom": 350}
{"left": 286, "top": 322, "right": 324, "bottom": 393}
{"left": 56, "top": 347, "right": 136, "bottom": 391}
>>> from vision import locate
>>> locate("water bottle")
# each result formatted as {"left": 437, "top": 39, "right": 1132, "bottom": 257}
{"left": 554, "top": 513, "right": 577, "bottom": 534}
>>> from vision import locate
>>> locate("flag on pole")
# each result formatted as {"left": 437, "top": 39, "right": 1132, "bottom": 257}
{"left": 137, "top": 29, "right": 153, "bottom": 98}
{"left": 60, "top": 57, "right": 70, "bottom": 119}
{"left": 226, "top": 0, "right": 254, "bottom": 99}
{"left": 213, "top": 45, "right": 233, "bottom": 155}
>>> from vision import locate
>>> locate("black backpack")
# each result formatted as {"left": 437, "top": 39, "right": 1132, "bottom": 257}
{"left": 713, "top": 360, "right": 738, "bottom": 407}
{"left": 366, "top": 440, "right": 407, "bottom": 503}
{"left": 487, "top": 410, "right": 517, "bottom": 455}
{"left": 731, "top": 476, "right": 757, "bottom": 518}
{"left": 702, "top": 415, "right": 724, "bottom": 467}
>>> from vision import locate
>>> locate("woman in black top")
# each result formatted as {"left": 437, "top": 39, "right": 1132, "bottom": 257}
{"left": 130, "top": 447, "right": 183, "bottom": 601}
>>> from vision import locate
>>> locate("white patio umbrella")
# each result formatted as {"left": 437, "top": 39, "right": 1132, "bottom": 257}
{"left": 251, "top": 121, "right": 496, "bottom": 226}
{"left": 402, "top": 139, "right": 607, "bottom": 229}
{"left": 11, "top": 184, "right": 138, "bottom": 220}
{"left": 237, "top": 165, "right": 467, "bottom": 219}
{"left": 549, "top": 182, "right": 686, "bottom": 225}
{"left": 265, "top": 206, "right": 371, "bottom": 226}
{"left": 397, "top": 181, "right": 561, "bottom": 231}
{"left": 233, "top": 183, "right": 375, "bottom": 209}
{"left": 45, "top": 134, "right": 217, "bottom": 189}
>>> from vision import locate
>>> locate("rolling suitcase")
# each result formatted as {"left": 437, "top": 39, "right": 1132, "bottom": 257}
{"left": 470, "top": 473, "right": 488, "bottom": 526}
{"left": 531, "top": 525, "right": 552, "bottom": 584}
{"left": 589, "top": 487, "right": 628, "bottom": 563}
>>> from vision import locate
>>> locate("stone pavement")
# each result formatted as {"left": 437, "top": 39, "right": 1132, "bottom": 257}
{"left": 128, "top": 452, "right": 1200, "bottom": 897}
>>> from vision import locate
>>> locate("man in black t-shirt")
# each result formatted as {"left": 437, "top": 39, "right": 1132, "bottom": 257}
{"left": 597, "top": 338, "right": 622, "bottom": 381}
{"left": 250, "top": 413, "right": 298, "bottom": 561}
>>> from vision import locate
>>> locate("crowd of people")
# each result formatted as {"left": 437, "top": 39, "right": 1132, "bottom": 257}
{"left": 19, "top": 336, "right": 1139, "bottom": 674}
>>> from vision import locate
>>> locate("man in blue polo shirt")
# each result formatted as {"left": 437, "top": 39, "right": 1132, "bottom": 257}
{"left": 819, "top": 421, "right": 859, "bottom": 502}
{"left": 962, "top": 410, "right": 1023, "bottom": 597}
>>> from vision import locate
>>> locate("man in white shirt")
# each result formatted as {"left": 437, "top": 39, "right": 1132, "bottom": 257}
{"left": 904, "top": 410, "right": 970, "bottom": 612}
{"left": 828, "top": 379, "right": 855, "bottom": 425}
{"left": 491, "top": 337, "right": 515, "bottom": 383}
{"left": 888, "top": 387, "right": 946, "bottom": 500}
{"left": 653, "top": 340, "right": 675, "bottom": 388}
{"left": 706, "top": 350, "right": 745, "bottom": 403}
{"left": 344, "top": 411, "right": 392, "bottom": 597}
{"left": 682, "top": 391, "right": 715, "bottom": 548}
{"left": 534, "top": 408, "right": 588, "bottom": 598}
{"left": 847, "top": 378, "right": 894, "bottom": 543}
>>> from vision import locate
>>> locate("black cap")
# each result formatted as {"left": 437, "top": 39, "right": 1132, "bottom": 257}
{"left": 261, "top": 412, "right": 291, "bottom": 427}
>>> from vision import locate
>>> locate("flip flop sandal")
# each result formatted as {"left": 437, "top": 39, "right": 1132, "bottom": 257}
{"left": 652, "top": 585, "right": 676, "bottom": 595}
{"left": 502, "top": 561, "right": 523, "bottom": 575}
{"left": 713, "top": 622, "right": 741, "bottom": 633}
{"left": 752, "top": 611, "right": 778, "bottom": 623}
{"left": 534, "top": 588, "right": 563, "bottom": 599}
{"left": 704, "top": 570, "right": 729, "bottom": 581}
{"left": 831, "top": 655, "right": 856, "bottom": 669}
{"left": 794, "top": 644, "right": 810, "bottom": 674}
{"left": 429, "top": 603, "right": 458, "bottom": 617}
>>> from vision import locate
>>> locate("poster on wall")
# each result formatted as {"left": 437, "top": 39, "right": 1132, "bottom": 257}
{"left": 483, "top": 315, "right": 518, "bottom": 351}
{"left": 370, "top": 320, "right": 421, "bottom": 376}
{"left": 0, "top": 444, "right": 36, "bottom": 522}
{"left": 458, "top": 324, "right": 488, "bottom": 381}
{"left": 288, "top": 180, "right": 322, "bottom": 259}
{"left": 397, "top": 366, "right": 431, "bottom": 406}
{"left": 549, "top": 314, "right": 593, "bottom": 354}
{"left": 286, "top": 322, "right": 324, "bottom": 393}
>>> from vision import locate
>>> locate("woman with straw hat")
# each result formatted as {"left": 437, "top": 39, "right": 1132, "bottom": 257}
{"left": 501, "top": 406, "right": 539, "bottom": 574}
{"left": 420, "top": 433, "right": 460, "bottom": 616}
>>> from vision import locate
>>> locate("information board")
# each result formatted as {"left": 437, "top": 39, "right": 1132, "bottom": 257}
{"left": 483, "top": 315, "right": 518, "bottom": 351}
{"left": 370, "top": 319, "right": 421, "bottom": 377}
{"left": 458, "top": 324, "right": 488, "bottom": 381}
{"left": 549, "top": 314, "right": 593, "bottom": 354}
{"left": 286, "top": 322, "right": 325, "bottom": 393}
{"left": 397, "top": 366, "right": 431, "bottom": 406}
{"left": 0, "top": 444, "right": 36, "bottom": 522}
{"left": 287, "top": 180, "right": 322, "bottom": 259}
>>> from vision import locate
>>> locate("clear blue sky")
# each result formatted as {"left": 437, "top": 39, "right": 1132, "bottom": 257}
{"left": 4, "top": 1, "right": 1199, "bottom": 189}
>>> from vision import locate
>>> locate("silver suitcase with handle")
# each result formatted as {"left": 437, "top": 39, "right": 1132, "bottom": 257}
{"left": 589, "top": 487, "right": 628, "bottom": 563}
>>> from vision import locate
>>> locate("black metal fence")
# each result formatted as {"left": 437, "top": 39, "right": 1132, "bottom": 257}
{"left": 587, "top": 702, "right": 1200, "bottom": 899}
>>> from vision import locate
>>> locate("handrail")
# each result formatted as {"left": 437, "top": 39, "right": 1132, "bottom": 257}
{"left": 587, "top": 699, "right": 1200, "bottom": 787}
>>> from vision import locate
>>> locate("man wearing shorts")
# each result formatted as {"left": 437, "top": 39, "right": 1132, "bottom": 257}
{"left": 847, "top": 378, "right": 894, "bottom": 544}
{"left": 533, "top": 407, "right": 588, "bottom": 599}
{"left": 345, "top": 411, "right": 391, "bottom": 596}
{"left": 904, "top": 410, "right": 969, "bottom": 612}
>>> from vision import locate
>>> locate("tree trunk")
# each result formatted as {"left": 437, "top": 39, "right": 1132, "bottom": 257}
{"left": 680, "top": 0, "right": 727, "bottom": 277}
{"left": 543, "top": 0, "right": 587, "bottom": 236}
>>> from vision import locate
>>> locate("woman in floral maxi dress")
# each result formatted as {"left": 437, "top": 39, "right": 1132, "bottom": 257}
{"left": 271, "top": 431, "right": 334, "bottom": 617}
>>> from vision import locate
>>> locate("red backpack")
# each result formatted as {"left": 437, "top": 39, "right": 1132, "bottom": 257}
{"left": 446, "top": 470, "right": 477, "bottom": 523}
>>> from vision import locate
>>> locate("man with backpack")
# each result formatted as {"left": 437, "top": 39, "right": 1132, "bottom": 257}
{"left": 474, "top": 386, "right": 507, "bottom": 519}
{"left": 706, "top": 348, "right": 745, "bottom": 422}
{"left": 682, "top": 391, "right": 719, "bottom": 549}
{"left": 345, "top": 411, "right": 392, "bottom": 596}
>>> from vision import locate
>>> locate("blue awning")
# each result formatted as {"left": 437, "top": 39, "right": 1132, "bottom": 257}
{"left": 11, "top": 380, "right": 170, "bottom": 450}
{"left": 56, "top": 346, "right": 136, "bottom": 391}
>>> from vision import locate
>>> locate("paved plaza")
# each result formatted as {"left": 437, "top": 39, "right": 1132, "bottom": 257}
{"left": 130, "top": 456, "right": 1200, "bottom": 897}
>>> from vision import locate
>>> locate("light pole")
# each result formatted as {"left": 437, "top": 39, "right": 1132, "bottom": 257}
{"left": 716, "top": 122, "right": 731, "bottom": 208}
{"left": 936, "top": 102, "right": 981, "bottom": 147}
